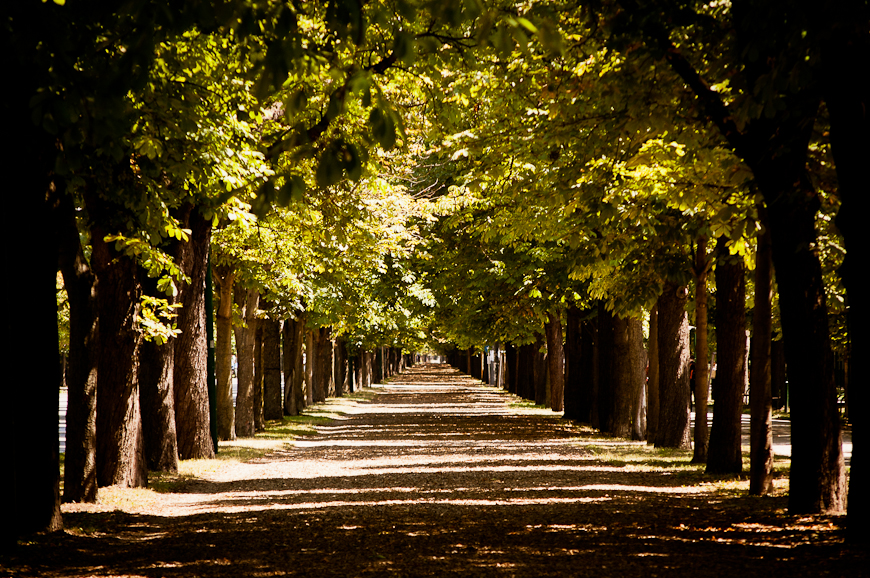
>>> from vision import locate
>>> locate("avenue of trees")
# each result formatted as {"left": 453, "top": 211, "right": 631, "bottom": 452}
{"left": 3, "top": 0, "right": 865, "bottom": 546}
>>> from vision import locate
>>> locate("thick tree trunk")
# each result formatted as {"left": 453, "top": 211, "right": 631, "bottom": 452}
{"left": 533, "top": 333, "right": 549, "bottom": 407}
{"left": 90, "top": 230, "right": 148, "bottom": 488}
{"left": 627, "top": 318, "right": 647, "bottom": 441}
{"left": 813, "top": 2, "right": 868, "bottom": 535}
{"left": 317, "top": 327, "right": 335, "bottom": 399}
{"left": 138, "top": 336, "right": 179, "bottom": 472}
{"left": 655, "top": 283, "right": 692, "bottom": 449}
{"left": 597, "top": 303, "right": 615, "bottom": 431}
{"left": 545, "top": 310, "right": 565, "bottom": 412}
{"left": 56, "top": 192, "right": 98, "bottom": 503}
{"left": 647, "top": 305, "right": 660, "bottom": 444}
{"left": 606, "top": 314, "right": 644, "bottom": 439}
{"left": 750, "top": 215, "right": 774, "bottom": 495}
{"left": 282, "top": 314, "right": 306, "bottom": 416}
{"left": 233, "top": 286, "right": 259, "bottom": 437}
{"left": 8, "top": 175, "right": 63, "bottom": 540}
{"left": 692, "top": 235, "right": 711, "bottom": 463}
{"left": 707, "top": 239, "right": 747, "bottom": 474}
{"left": 212, "top": 262, "right": 236, "bottom": 440}
{"left": 563, "top": 306, "right": 583, "bottom": 420}
{"left": 173, "top": 207, "right": 214, "bottom": 459}
{"left": 517, "top": 343, "right": 535, "bottom": 401}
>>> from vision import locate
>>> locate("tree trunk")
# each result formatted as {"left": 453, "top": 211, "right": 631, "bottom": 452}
{"left": 597, "top": 303, "right": 615, "bottom": 431}
{"left": 233, "top": 286, "right": 259, "bottom": 437}
{"left": 517, "top": 343, "right": 535, "bottom": 401}
{"left": 305, "top": 330, "right": 316, "bottom": 405}
{"left": 505, "top": 344, "right": 518, "bottom": 395}
{"left": 173, "top": 206, "right": 214, "bottom": 459}
{"left": 282, "top": 314, "right": 306, "bottom": 416}
{"left": 750, "top": 213, "right": 774, "bottom": 494}
{"left": 8, "top": 170, "right": 63, "bottom": 540}
{"left": 692, "top": 235, "right": 711, "bottom": 463}
{"left": 628, "top": 318, "right": 647, "bottom": 441}
{"left": 138, "top": 336, "right": 179, "bottom": 472}
{"left": 655, "top": 283, "right": 692, "bottom": 449}
{"left": 812, "top": 1, "right": 868, "bottom": 534}
{"left": 545, "top": 310, "right": 565, "bottom": 412}
{"left": 90, "top": 230, "right": 148, "bottom": 488}
{"left": 335, "top": 338, "right": 349, "bottom": 397}
{"left": 647, "top": 304, "right": 660, "bottom": 444}
{"left": 533, "top": 333, "right": 549, "bottom": 407}
{"left": 316, "top": 327, "right": 335, "bottom": 399}
{"left": 253, "top": 319, "right": 265, "bottom": 432}
{"left": 212, "top": 262, "right": 236, "bottom": 440}
{"left": 765, "top": 180, "right": 845, "bottom": 513}
{"left": 707, "top": 239, "right": 747, "bottom": 474}
{"left": 608, "top": 314, "right": 644, "bottom": 439}
{"left": 563, "top": 306, "right": 583, "bottom": 420}
{"left": 56, "top": 191, "right": 98, "bottom": 503}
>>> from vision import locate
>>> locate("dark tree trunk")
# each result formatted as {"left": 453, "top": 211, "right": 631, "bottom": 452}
{"left": 750, "top": 214, "right": 774, "bottom": 495}
{"left": 90, "top": 229, "right": 148, "bottom": 487}
{"left": 812, "top": 1, "right": 868, "bottom": 535}
{"left": 647, "top": 304, "right": 660, "bottom": 444}
{"left": 655, "top": 283, "right": 692, "bottom": 449}
{"left": 317, "top": 327, "right": 335, "bottom": 399}
{"left": 517, "top": 343, "right": 535, "bottom": 401}
{"left": 253, "top": 320, "right": 265, "bottom": 432}
{"left": 505, "top": 344, "right": 518, "bottom": 394}
{"left": 282, "top": 314, "right": 306, "bottom": 416}
{"left": 173, "top": 207, "right": 214, "bottom": 459}
{"left": 545, "top": 310, "right": 565, "bottom": 412}
{"left": 56, "top": 191, "right": 98, "bottom": 503}
{"left": 233, "top": 286, "right": 259, "bottom": 437}
{"left": 532, "top": 332, "right": 548, "bottom": 407}
{"left": 8, "top": 169, "right": 63, "bottom": 540}
{"left": 597, "top": 303, "right": 615, "bottom": 431}
{"left": 607, "top": 314, "right": 644, "bottom": 439}
{"left": 335, "top": 338, "right": 349, "bottom": 397}
{"left": 305, "top": 330, "right": 315, "bottom": 405}
{"left": 212, "top": 262, "right": 236, "bottom": 440}
{"left": 707, "top": 239, "right": 747, "bottom": 474}
{"left": 563, "top": 306, "right": 583, "bottom": 420}
{"left": 138, "top": 336, "right": 179, "bottom": 472}
{"left": 692, "top": 236, "right": 711, "bottom": 463}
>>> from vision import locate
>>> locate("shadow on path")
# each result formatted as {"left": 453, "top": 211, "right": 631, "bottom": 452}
{"left": 4, "top": 364, "right": 865, "bottom": 577}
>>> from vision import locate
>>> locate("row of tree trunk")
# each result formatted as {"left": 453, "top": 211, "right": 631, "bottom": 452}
{"left": 457, "top": 234, "right": 797, "bottom": 499}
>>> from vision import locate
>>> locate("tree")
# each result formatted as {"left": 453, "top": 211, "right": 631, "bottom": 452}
{"left": 706, "top": 238, "right": 747, "bottom": 474}
{"left": 655, "top": 283, "right": 691, "bottom": 449}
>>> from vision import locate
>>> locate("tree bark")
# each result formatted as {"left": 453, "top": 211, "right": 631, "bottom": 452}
{"left": 505, "top": 344, "right": 518, "bottom": 395}
{"left": 316, "top": 327, "right": 335, "bottom": 399}
{"left": 138, "top": 336, "right": 179, "bottom": 472}
{"left": 707, "top": 238, "right": 747, "bottom": 474}
{"left": 692, "top": 235, "right": 711, "bottom": 463}
{"left": 8, "top": 176, "right": 64, "bottom": 541}
{"left": 253, "top": 319, "right": 265, "bottom": 432}
{"left": 655, "top": 283, "right": 692, "bottom": 449}
{"left": 56, "top": 191, "right": 98, "bottom": 503}
{"left": 282, "top": 314, "right": 306, "bottom": 416}
{"left": 212, "top": 262, "right": 236, "bottom": 440}
{"left": 173, "top": 206, "right": 214, "bottom": 459}
{"left": 90, "top": 229, "right": 148, "bottom": 488}
{"left": 233, "top": 286, "right": 259, "bottom": 437}
{"left": 750, "top": 213, "right": 774, "bottom": 494}
{"left": 545, "top": 310, "right": 565, "bottom": 412}
{"left": 305, "top": 330, "right": 316, "bottom": 405}
{"left": 647, "top": 305, "right": 660, "bottom": 444}
{"left": 597, "top": 303, "right": 615, "bottom": 431}
{"left": 335, "top": 337, "right": 349, "bottom": 397}
{"left": 812, "top": 1, "right": 868, "bottom": 535}
{"left": 517, "top": 343, "right": 535, "bottom": 401}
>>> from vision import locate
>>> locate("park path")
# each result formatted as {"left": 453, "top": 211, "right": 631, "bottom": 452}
{"left": 15, "top": 364, "right": 865, "bottom": 577}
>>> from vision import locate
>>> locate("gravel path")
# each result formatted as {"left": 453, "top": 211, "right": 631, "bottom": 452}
{"left": 4, "top": 364, "right": 865, "bottom": 577}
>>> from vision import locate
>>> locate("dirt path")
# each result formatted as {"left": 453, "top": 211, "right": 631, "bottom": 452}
{"left": 3, "top": 364, "right": 865, "bottom": 577}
